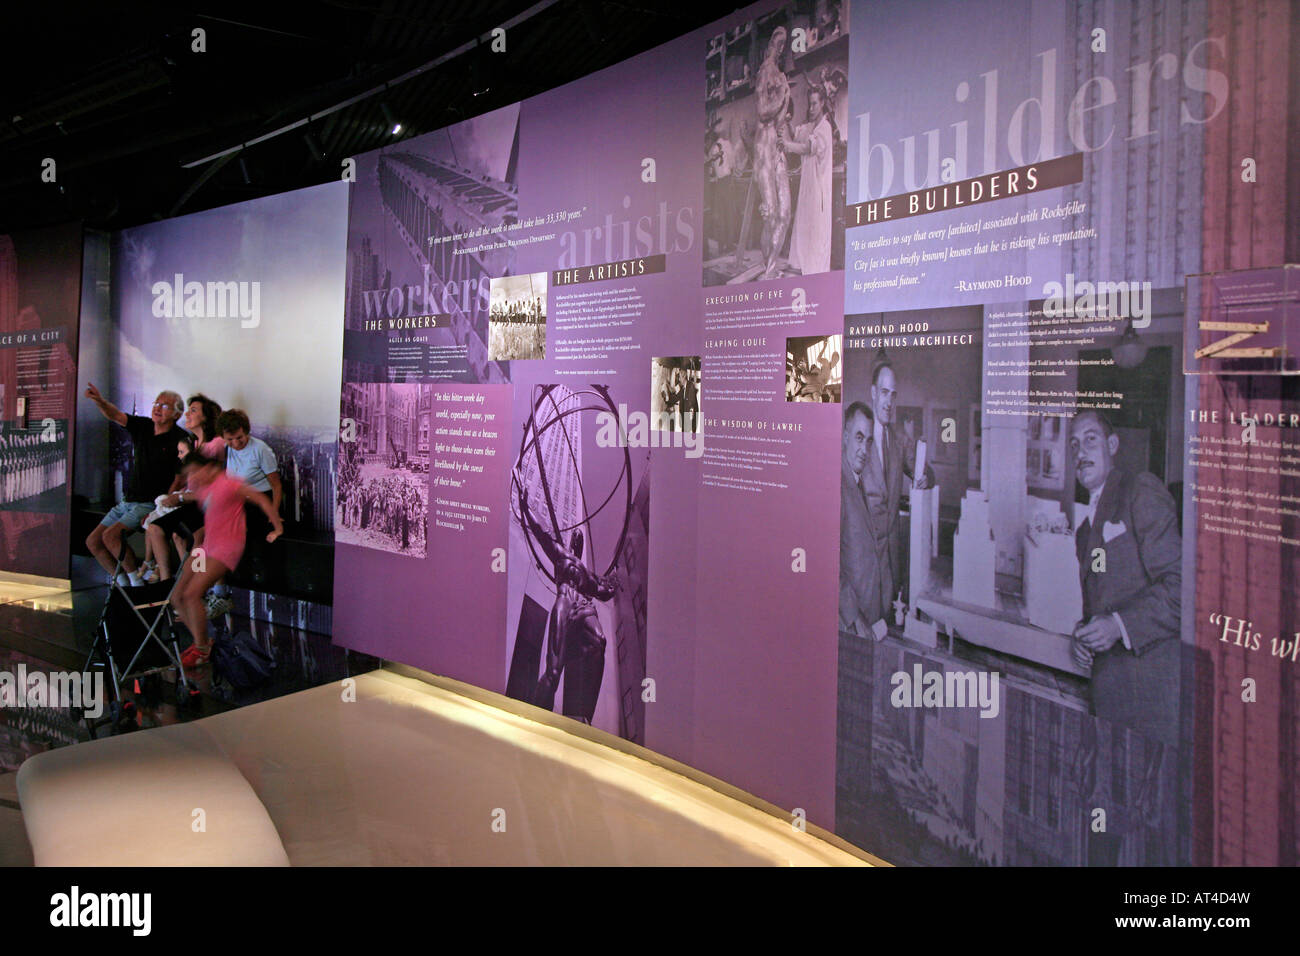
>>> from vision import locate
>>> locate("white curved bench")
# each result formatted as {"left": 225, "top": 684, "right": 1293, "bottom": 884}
{"left": 18, "top": 723, "right": 289, "bottom": 867}
{"left": 19, "top": 669, "right": 870, "bottom": 866}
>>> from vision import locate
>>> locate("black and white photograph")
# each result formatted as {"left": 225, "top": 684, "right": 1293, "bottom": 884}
{"left": 0, "top": 420, "right": 67, "bottom": 513}
{"left": 488, "top": 272, "right": 547, "bottom": 361}
{"left": 651, "top": 356, "right": 701, "bottom": 432}
{"left": 786, "top": 333, "right": 841, "bottom": 402}
{"left": 344, "top": 105, "right": 521, "bottom": 387}
{"left": 504, "top": 384, "right": 651, "bottom": 743}
{"left": 703, "top": 0, "right": 848, "bottom": 285}
{"left": 837, "top": 297, "right": 1189, "bottom": 867}
{"left": 335, "top": 382, "right": 430, "bottom": 558}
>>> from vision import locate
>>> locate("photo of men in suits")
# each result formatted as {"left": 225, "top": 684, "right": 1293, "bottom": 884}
{"left": 840, "top": 401, "right": 882, "bottom": 635}
{"left": 861, "top": 361, "right": 933, "bottom": 615}
{"left": 1069, "top": 410, "right": 1181, "bottom": 746}
{"left": 838, "top": 360, "right": 934, "bottom": 637}
{"left": 835, "top": 301, "right": 1188, "bottom": 867}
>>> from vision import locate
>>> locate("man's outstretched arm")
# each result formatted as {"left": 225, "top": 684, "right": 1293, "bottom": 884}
{"left": 84, "top": 383, "right": 127, "bottom": 427}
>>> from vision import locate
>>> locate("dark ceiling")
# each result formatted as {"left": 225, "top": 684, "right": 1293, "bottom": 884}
{"left": 0, "top": 0, "right": 745, "bottom": 234}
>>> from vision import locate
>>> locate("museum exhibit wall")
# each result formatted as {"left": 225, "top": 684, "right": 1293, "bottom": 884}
{"left": 76, "top": 182, "right": 349, "bottom": 627}
{"left": 62, "top": 0, "right": 1298, "bottom": 865}
{"left": 94, "top": 181, "right": 349, "bottom": 519}
{"left": 331, "top": 0, "right": 1298, "bottom": 865}
{"left": 0, "top": 223, "right": 82, "bottom": 579}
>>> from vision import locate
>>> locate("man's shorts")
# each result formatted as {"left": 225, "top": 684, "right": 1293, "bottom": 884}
{"left": 99, "top": 500, "right": 154, "bottom": 531}
{"left": 151, "top": 502, "right": 203, "bottom": 543}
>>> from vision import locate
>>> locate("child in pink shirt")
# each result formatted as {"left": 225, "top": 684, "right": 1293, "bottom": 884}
{"left": 169, "top": 453, "right": 282, "bottom": 665}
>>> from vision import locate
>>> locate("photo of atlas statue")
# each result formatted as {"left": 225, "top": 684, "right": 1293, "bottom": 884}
{"left": 518, "top": 486, "right": 618, "bottom": 720}
{"left": 510, "top": 384, "right": 632, "bottom": 725}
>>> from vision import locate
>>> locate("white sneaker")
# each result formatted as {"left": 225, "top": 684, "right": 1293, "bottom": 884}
{"left": 204, "top": 590, "right": 233, "bottom": 619}
{"left": 127, "top": 571, "right": 145, "bottom": 587}
{"left": 114, "top": 573, "right": 131, "bottom": 587}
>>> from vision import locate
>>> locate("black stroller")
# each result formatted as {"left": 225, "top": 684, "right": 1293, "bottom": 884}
{"left": 79, "top": 536, "right": 200, "bottom": 735}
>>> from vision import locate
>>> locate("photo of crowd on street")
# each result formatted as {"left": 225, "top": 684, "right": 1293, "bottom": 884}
{"left": 336, "top": 383, "right": 430, "bottom": 558}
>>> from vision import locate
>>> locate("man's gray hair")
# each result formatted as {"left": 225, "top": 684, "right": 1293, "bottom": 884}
{"left": 159, "top": 390, "right": 184, "bottom": 419}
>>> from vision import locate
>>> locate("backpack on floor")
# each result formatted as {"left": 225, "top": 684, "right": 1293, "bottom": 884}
{"left": 210, "top": 628, "right": 276, "bottom": 690}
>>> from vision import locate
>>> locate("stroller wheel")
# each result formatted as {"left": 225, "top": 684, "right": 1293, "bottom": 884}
{"left": 138, "top": 674, "right": 164, "bottom": 708}
{"left": 175, "top": 679, "right": 200, "bottom": 707}
{"left": 114, "top": 702, "right": 139, "bottom": 734}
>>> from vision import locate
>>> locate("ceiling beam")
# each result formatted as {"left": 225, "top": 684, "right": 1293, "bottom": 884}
{"left": 179, "top": 0, "right": 562, "bottom": 169}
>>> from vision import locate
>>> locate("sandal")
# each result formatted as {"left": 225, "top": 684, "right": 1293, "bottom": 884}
{"left": 180, "top": 643, "right": 212, "bottom": 667}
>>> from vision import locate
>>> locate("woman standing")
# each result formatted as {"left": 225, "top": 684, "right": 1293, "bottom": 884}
{"left": 784, "top": 83, "right": 834, "bottom": 276}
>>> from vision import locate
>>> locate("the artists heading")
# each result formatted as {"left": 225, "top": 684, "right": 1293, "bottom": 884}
{"left": 557, "top": 198, "right": 695, "bottom": 269}
{"left": 553, "top": 254, "right": 666, "bottom": 287}
{"left": 849, "top": 154, "right": 1084, "bottom": 228}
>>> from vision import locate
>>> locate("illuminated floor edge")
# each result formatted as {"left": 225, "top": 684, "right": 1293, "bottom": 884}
{"left": 18, "top": 668, "right": 874, "bottom": 866}
{"left": 0, "top": 571, "right": 74, "bottom": 613}
{"left": 387, "top": 662, "right": 882, "bottom": 865}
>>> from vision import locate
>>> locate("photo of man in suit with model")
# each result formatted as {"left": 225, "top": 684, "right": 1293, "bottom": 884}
{"left": 840, "top": 400, "right": 882, "bottom": 636}
{"left": 861, "top": 361, "right": 933, "bottom": 620}
{"left": 1069, "top": 409, "right": 1181, "bottom": 746}
{"left": 838, "top": 360, "right": 934, "bottom": 639}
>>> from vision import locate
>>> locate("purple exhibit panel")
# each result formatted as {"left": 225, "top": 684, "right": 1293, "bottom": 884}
{"left": 0, "top": 223, "right": 82, "bottom": 579}
{"left": 832, "top": 0, "right": 1297, "bottom": 870}
{"left": 508, "top": 26, "right": 704, "bottom": 745}
{"left": 833, "top": 0, "right": 1208, "bottom": 867}
{"left": 333, "top": 0, "right": 849, "bottom": 814}
{"left": 328, "top": 0, "right": 1298, "bottom": 866}
{"left": 695, "top": 270, "right": 846, "bottom": 825}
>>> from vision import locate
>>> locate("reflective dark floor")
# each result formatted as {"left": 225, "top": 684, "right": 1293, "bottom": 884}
{"left": 0, "top": 558, "right": 379, "bottom": 775}
{"left": 6, "top": 564, "right": 870, "bottom": 867}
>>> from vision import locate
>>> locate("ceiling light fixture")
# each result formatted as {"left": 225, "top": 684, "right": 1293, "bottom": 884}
{"left": 181, "top": 0, "right": 561, "bottom": 169}
{"left": 380, "top": 102, "right": 402, "bottom": 136}
{"left": 303, "top": 131, "right": 324, "bottom": 162}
